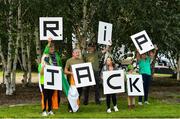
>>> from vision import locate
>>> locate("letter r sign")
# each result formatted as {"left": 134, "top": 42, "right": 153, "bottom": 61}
{"left": 39, "top": 17, "right": 63, "bottom": 40}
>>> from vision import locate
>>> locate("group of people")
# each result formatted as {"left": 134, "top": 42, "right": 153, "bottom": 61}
{"left": 38, "top": 37, "right": 158, "bottom": 116}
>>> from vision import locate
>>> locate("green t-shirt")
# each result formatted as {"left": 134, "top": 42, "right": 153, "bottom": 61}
{"left": 65, "top": 57, "right": 84, "bottom": 71}
{"left": 38, "top": 63, "right": 44, "bottom": 85}
{"left": 84, "top": 51, "right": 101, "bottom": 72}
{"left": 138, "top": 56, "right": 151, "bottom": 75}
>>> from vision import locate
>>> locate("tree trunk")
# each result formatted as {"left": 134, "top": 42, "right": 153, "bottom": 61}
{"left": 34, "top": 27, "right": 41, "bottom": 64}
{"left": 0, "top": 39, "right": 6, "bottom": 85}
{"left": 151, "top": 50, "right": 158, "bottom": 79}
{"left": 12, "top": 0, "right": 22, "bottom": 91}
{"left": 27, "top": 32, "right": 31, "bottom": 84}
{"left": 177, "top": 56, "right": 180, "bottom": 81}
{"left": 21, "top": 32, "right": 28, "bottom": 86}
{"left": 5, "top": 0, "right": 13, "bottom": 95}
{"left": 81, "top": 0, "right": 88, "bottom": 51}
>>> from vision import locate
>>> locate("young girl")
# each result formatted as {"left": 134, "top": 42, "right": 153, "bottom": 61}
{"left": 38, "top": 54, "right": 54, "bottom": 116}
{"left": 102, "top": 56, "right": 119, "bottom": 113}
{"left": 126, "top": 64, "right": 136, "bottom": 109}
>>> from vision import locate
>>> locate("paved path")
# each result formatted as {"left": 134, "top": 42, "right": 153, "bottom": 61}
{"left": 0, "top": 72, "right": 39, "bottom": 84}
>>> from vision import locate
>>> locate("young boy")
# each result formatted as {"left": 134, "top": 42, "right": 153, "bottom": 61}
{"left": 126, "top": 64, "right": 136, "bottom": 109}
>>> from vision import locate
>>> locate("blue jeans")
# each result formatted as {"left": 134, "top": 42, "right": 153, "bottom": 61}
{"left": 139, "top": 74, "right": 151, "bottom": 102}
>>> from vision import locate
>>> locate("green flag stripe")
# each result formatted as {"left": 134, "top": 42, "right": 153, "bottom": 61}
{"left": 62, "top": 72, "right": 70, "bottom": 96}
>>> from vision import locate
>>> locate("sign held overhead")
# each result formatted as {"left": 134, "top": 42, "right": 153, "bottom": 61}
{"left": 130, "top": 30, "right": 154, "bottom": 54}
{"left": 98, "top": 21, "right": 112, "bottom": 45}
{"left": 39, "top": 17, "right": 63, "bottom": 40}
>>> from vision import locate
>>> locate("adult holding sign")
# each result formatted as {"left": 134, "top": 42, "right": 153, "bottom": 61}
{"left": 43, "top": 38, "right": 62, "bottom": 102}
{"left": 64, "top": 48, "right": 84, "bottom": 112}
{"left": 136, "top": 45, "right": 158, "bottom": 105}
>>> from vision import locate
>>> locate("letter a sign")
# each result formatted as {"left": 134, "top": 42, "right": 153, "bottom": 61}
{"left": 72, "top": 63, "right": 96, "bottom": 88}
{"left": 39, "top": 17, "right": 63, "bottom": 40}
{"left": 130, "top": 30, "right": 154, "bottom": 54}
{"left": 44, "top": 65, "right": 62, "bottom": 90}
{"left": 103, "top": 70, "right": 125, "bottom": 94}
{"left": 98, "top": 21, "right": 112, "bottom": 45}
{"left": 126, "top": 74, "right": 144, "bottom": 96}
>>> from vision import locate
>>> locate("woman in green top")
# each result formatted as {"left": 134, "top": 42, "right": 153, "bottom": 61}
{"left": 136, "top": 46, "right": 158, "bottom": 105}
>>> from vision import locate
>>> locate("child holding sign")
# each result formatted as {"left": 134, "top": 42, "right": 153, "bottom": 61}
{"left": 102, "top": 56, "right": 119, "bottom": 113}
{"left": 38, "top": 54, "right": 54, "bottom": 116}
{"left": 126, "top": 64, "right": 136, "bottom": 109}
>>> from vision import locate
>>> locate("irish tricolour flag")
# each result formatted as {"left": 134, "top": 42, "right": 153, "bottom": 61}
{"left": 62, "top": 73, "right": 79, "bottom": 112}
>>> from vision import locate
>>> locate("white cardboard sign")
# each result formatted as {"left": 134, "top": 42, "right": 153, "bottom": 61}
{"left": 44, "top": 65, "right": 62, "bottom": 90}
{"left": 126, "top": 74, "right": 144, "bottom": 96}
{"left": 71, "top": 62, "right": 96, "bottom": 88}
{"left": 130, "top": 30, "right": 154, "bottom": 54}
{"left": 98, "top": 21, "right": 112, "bottom": 45}
{"left": 39, "top": 17, "right": 63, "bottom": 40}
{"left": 103, "top": 70, "right": 125, "bottom": 94}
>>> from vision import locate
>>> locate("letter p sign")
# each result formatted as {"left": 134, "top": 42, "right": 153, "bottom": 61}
{"left": 40, "top": 17, "right": 63, "bottom": 40}
{"left": 130, "top": 30, "right": 154, "bottom": 54}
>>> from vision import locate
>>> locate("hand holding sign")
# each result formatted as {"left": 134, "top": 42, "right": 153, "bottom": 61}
{"left": 131, "top": 30, "right": 154, "bottom": 54}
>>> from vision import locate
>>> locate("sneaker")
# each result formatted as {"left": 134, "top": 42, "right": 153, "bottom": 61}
{"left": 144, "top": 101, "right": 150, "bottom": 105}
{"left": 48, "top": 110, "right": 54, "bottom": 115}
{"left": 138, "top": 102, "right": 143, "bottom": 105}
{"left": 132, "top": 104, "right": 135, "bottom": 108}
{"left": 69, "top": 110, "right": 73, "bottom": 113}
{"left": 42, "top": 111, "right": 48, "bottom": 116}
{"left": 114, "top": 106, "right": 119, "bottom": 112}
{"left": 107, "top": 108, "right": 111, "bottom": 113}
{"left": 128, "top": 105, "right": 132, "bottom": 110}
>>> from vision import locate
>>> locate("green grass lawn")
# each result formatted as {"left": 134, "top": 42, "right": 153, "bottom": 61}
{"left": 0, "top": 98, "right": 179, "bottom": 118}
